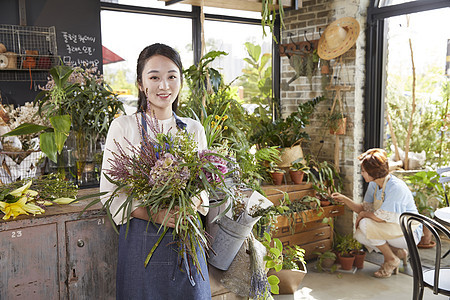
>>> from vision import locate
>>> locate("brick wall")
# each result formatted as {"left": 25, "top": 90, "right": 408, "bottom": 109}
{"left": 280, "top": 0, "right": 370, "bottom": 234}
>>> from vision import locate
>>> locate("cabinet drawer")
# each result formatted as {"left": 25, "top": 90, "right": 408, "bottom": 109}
{"left": 278, "top": 226, "right": 331, "bottom": 246}
{"left": 274, "top": 219, "right": 330, "bottom": 238}
{"left": 302, "top": 239, "right": 333, "bottom": 260}
{"left": 0, "top": 224, "right": 59, "bottom": 300}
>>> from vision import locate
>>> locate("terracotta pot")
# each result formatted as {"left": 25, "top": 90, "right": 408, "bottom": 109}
{"left": 270, "top": 172, "right": 285, "bottom": 185}
{"left": 321, "top": 64, "right": 330, "bottom": 74}
{"left": 289, "top": 169, "right": 304, "bottom": 184}
{"left": 268, "top": 261, "right": 307, "bottom": 294}
{"left": 350, "top": 250, "right": 366, "bottom": 269}
{"left": 337, "top": 252, "right": 355, "bottom": 270}
{"left": 320, "top": 200, "right": 331, "bottom": 207}
{"left": 329, "top": 117, "right": 347, "bottom": 135}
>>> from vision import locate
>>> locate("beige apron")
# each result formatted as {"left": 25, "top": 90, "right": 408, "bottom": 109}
{"left": 366, "top": 175, "right": 405, "bottom": 240}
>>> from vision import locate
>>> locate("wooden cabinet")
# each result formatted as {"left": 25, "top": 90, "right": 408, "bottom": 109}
{"left": 0, "top": 188, "right": 117, "bottom": 300}
{"left": 262, "top": 184, "right": 344, "bottom": 260}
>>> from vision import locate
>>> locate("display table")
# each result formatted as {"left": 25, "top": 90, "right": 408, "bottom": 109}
{"left": 0, "top": 188, "right": 118, "bottom": 300}
{"left": 435, "top": 207, "right": 450, "bottom": 227}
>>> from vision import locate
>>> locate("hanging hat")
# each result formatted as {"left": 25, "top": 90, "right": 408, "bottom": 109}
{"left": 318, "top": 17, "right": 360, "bottom": 60}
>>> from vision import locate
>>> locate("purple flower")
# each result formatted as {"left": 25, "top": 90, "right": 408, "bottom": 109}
{"left": 199, "top": 150, "right": 228, "bottom": 183}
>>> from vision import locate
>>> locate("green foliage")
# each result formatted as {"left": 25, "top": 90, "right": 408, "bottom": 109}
{"left": 404, "top": 170, "right": 445, "bottom": 217}
{"left": 262, "top": 232, "right": 283, "bottom": 294}
{"left": 314, "top": 250, "right": 337, "bottom": 272}
{"left": 306, "top": 157, "right": 343, "bottom": 195}
{"left": 282, "top": 245, "right": 306, "bottom": 270}
{"left": 249, "top": 96, "right": 325, "bottom": 148}
{"left": 289, "top": 157, "right": 311, "bottom": 172}
{"left": 386, "top": 66, "right": 449, "bottom": 167}
{"left": 261, "top": 0, "right": 285, "bottom": 43}
{"left": 335, "top": 233, "right": 357, "bottom": 256}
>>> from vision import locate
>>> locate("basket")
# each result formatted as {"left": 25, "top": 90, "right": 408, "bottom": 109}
{"left": 0, "top": 151, "right": 45, "bottom": 185}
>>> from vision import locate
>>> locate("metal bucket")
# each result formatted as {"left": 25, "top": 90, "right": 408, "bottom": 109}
{"left": 208, "top": 216, "right": 253, "bottom": 271}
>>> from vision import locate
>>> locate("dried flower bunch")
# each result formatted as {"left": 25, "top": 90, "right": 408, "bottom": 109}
{"left": 100, "top": 113, "right": 229, "bottom": 277}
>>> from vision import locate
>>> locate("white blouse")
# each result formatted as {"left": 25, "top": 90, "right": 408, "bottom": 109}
{"left": 100, "top": 113, "right": 209, "bottom": 225}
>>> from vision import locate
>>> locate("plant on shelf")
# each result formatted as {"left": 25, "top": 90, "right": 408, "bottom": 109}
{"left": 249, "top": 96, "right": 325, "bottom": 149}
{"left": 262, "top": 232, "right": 307, "bottom": 295}
{"left": 305, "top": 157, "right": 343, "bottom": 198}
{"left": 268, "top": 161, "right": 286, "bottom": 185}
{"left": 289, "top": 158, "right": 311, "bottom": 184}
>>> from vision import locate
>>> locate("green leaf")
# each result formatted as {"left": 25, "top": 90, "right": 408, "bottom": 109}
{"left": 40, "top": 132, "right": 58, "bottom": 163}
{"left": 50, "top": 114, "right": 71, "bottom": 134}
{"left": 270, "top": 248, "right": 281, "bottom": 257}
{"left": 275, "top": 238, "right": 283, "bottom": 252}
{"left": 266, "top": 260, "right": 276, "bottom": 269}
{"left": 2, "top": 123, "right": 49, "bottom": 137}
{"left": 267, "top": 274, "right": 280, "bottom": 285}
{"left": 274, "top": 264, "right": 282, "bottom": 272}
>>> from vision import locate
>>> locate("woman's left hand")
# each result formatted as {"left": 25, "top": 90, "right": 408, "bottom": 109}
{"left": 355, "top": 211, "right": 366, "bottom": 229}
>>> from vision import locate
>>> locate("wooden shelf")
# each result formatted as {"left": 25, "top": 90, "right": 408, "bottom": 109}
{"left": 159, "top": 0, "right": 297, "bottom": 12}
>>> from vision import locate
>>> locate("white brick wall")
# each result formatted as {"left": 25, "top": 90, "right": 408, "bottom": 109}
{"left": 281, "top": 0, "right": 370, "bottom": 234}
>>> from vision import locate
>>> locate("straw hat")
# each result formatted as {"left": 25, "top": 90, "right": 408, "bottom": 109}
{"left": 318, "top": 17, "right": 360, "bottom": 60}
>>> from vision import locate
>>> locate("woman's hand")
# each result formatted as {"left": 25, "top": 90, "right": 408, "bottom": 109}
{"left": 355, "top": 211, "right": 366, "bottom": 229}
{"left": 131, "top": 206, "right": 179, "bottom": 228}
{"left": 331, "top": 192, "right": 348, "bottom": 205}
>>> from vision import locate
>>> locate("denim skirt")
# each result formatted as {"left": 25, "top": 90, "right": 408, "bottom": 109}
{"left": 116, "top": 218, "right": 211, "bottom": 299}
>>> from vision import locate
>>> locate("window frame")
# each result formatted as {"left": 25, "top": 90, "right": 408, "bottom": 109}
{"left": 364, "top": 0, "right": 450, "bottom": 150}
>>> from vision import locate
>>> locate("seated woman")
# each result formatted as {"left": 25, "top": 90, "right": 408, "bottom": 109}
{"left": 332, "top": 148, "right": 422, "bottom": 278}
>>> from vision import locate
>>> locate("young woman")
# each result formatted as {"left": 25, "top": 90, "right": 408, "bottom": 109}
{"left": 100, "top": 43, "right": 211, "bottom": 299}
{"left": 331, "top": 148, "right": 422, "bottom": 278}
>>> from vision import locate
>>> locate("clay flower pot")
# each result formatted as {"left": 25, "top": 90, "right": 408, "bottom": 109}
{"left": 329, "top": 117, "right": 347, "bottom": 135}
{"left": 337, "top": 252, "right": 355, "bottom": 270}
{"left": 268, "top": 261, "right": 307, "bottom": 294}
{"left": 289, "top": 169, "right": 304, "bottom": 184}
{"left": 350, "top": 250, "right": 366, "bottom": 269}
{"left": 270, "top": 171, "right": 285, "bottom": 185}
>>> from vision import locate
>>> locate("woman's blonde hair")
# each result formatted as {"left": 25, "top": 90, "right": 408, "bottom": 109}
{"left": 358, "top": 148, "right": 389, "bottom": 179}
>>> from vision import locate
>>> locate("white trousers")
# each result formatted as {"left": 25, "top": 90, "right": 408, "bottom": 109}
{"left": 354, "top": 218, "right": 421, "bottom": 253}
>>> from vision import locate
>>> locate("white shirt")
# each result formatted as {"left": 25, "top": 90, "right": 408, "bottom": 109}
{"left": 100, "top": 112, "right": 209, "bottom": 225}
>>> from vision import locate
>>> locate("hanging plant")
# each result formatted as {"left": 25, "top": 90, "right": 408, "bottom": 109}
{"left": 261, "top": 0, "right": 285, "bottom": 43}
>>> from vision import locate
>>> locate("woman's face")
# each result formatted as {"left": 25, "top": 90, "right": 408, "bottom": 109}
{"left": 361, "top": 165, "right": 374, "bottom": 182}
{"left": 139, "top": 55, "right": 181, "bottom": 117}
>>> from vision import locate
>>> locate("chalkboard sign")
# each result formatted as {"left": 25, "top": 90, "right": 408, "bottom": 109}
{"left": 0, "top": 0, "right": 103, "bottom": 106}
{"left": 60, "top": 31, "right": 101, "bottom": 68}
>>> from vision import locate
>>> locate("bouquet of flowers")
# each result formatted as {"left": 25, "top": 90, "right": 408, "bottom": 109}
{"left": 101, "top": 114, "right": 229, "bottom": 278}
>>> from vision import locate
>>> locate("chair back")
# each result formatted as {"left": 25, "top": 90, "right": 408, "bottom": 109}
{"left": 400, "top": 212, "right": 450, "bottom": 296}
{"left": 437, "top": 167, "right": 450, "bottom": 207}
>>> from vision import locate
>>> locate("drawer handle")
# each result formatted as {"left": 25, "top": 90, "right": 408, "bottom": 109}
{"left": 330, "top": 210, "right": 340, "bottom": 214}
{"left": 77, "top": 239, "right": 85, "bottom": 247}
{"left": 315, "top": 245, "right": 325, "bottom": 250}
{"left": 315, "top": 232, "right": 325, "bottom": 237}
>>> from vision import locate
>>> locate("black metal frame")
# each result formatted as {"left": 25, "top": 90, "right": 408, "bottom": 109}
{"left": 400, "top": 212, "right": 450, "bottom": 300}
{"left": 364, "top": 0, "right": 450, "bottom": 150}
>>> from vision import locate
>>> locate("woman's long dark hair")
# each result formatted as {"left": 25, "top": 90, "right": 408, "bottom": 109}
{"left": 136, "top": 43, "right": 183, "bottom": 113}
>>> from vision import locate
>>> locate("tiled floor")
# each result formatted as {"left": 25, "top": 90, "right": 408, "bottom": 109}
{"left": 274, "top": 260, "right": 448, "bottom": 300}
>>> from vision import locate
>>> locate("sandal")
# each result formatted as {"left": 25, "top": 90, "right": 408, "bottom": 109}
{"left": 374, "top": 257, "right": 400, "bottom": 278}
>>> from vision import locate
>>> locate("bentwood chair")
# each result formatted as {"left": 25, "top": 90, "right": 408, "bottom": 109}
{"left": 400, "top": 212, "right": 450, "bottom": 300}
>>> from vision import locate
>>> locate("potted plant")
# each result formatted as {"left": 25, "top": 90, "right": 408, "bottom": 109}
{"left": 326, "top": 111, "right": 347, "bottom": 135}
{"left": 262, "top": 232, "right": 307, "bottom": 295}
{"left": 289, "top": 158, "right": 311, "bottom": 184}
{"left": 314, "top": 250, "right": 337, "bottom": 272}
{"left": 268, "top": 161, "right": 286, "bottom": 185}
{"left": 404, "top": 170, "right": 445, "bottom": 248}
{"left": 335, "top": 233, "right": 355, "bottom": 271}
{"left": 350, "top": 239, "right": 366, "bottom": 269}
{"left": 249, "top": 96, "right": 325, "bottom": 168}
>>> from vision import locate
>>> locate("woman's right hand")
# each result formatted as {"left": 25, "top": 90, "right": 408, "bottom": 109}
{"left": 331, "top": 192, "right": 347, "bottom": 205}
